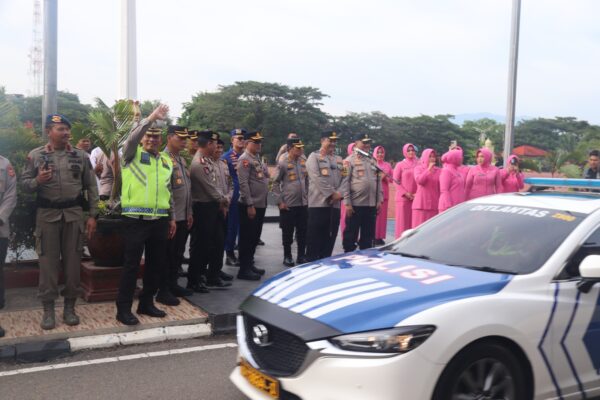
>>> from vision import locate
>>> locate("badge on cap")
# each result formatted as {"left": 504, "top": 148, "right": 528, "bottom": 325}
{"left": 51, "top": 116, "right": 62, "bottom": 123}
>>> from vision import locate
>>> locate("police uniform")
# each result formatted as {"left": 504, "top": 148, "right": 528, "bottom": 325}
{"left": 237, "top": 131, "right": 269, "bottom": 280}
{"left": 342, "top": 133, "right": 383, "bottom": 252}
{"left": 0, "top": 155, "right": 17, "bottom": 319}
{"left": 271, "top": 138, "right": 308, "bottom": 266}
{"left": 21, "top": 114, "right": 98, "bottom": 329}
{"left": 306, "top": 131, "right": 345, "bottom": 261}
{"left": 189, "top": 130, "right": 231, "bottom": 288}
{"left": 222, "top": 128, "right": 245, "bottom": 262}
{"left": 159, "top": 126, "right": 194, "bottom": 302}
{"left": 116, "top": 119, "right": 174, "bottom": 325}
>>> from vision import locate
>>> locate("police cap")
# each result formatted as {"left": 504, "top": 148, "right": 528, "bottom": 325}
{"left": 45, "top": 114, "right": 72, "bottom": 129}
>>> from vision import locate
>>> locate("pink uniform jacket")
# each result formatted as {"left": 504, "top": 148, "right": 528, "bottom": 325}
{"left": 393, "top": 144, "right": 418, "bottom": 238}
{"left": 500, "top": 155, "right": 525, "bottom": 193}
{"left": 374, "top": 146, "right": 393, "bottom": 240}
{"left": 465, "top": 148, "right": 502, "bottom": 200}
{"left": 412, "top": 148, "right": 441, "bottom": 227}
{"left": 438, "top": 149, "right": 466, "bottom": 213}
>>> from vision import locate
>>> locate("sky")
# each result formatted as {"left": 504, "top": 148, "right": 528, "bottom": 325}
{"left": 1, "top": 0, "right": 599, "bottom": 124}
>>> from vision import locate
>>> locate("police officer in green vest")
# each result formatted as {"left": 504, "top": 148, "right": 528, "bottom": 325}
{"left": 116, "top": 104, "right": 177, "bottom": 326}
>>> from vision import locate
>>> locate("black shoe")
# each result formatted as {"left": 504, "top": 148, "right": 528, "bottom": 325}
{"left": 0, "top": 325, "right": 5, "bottom": 337}
{"left": 237, "top": 271, "right": 262, "bottom": 281}
{"left": 296, "top": 255, "right": 308, "bottom": 265}
{"left": 283, "top": 257, "right": 295, "bottom": 267}
{"left": 220, "top": 271, "right": 234, "bottom": 281}
{"left": 373, "top": 239, "right": 386, "bottom": 246}
{"left": 137, "top": 302, "right": 167, "bottom": 318}
{"left": 206, "top": 278, "right": 232, "bottom": 288}
{"left": 116, "top": 310, "right": 140, "bottom": 326}
{"left": 156, "top": 290, "right": 180, "bottom": 306}
{"left": 250, "top": 266, "right": 266, "bottom": 276}
{"left": 257, "top": 239, "right": 265, "bottom": 246}
{"left": 170, "top": 285, "right": 193, "bottom": 297}
{"left": 187, "top": 282, "right": 210, "bottom": 294}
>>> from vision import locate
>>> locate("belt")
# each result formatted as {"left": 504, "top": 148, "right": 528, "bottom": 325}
{"left": 122, "top": 207, "right": 169, "bottom": 216}
{"left": 37, "top": 196, "right": 82, "bottom": 209}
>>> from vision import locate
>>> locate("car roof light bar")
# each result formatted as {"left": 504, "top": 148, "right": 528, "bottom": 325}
{"left": 525, "top": 177, "right": 600, "bottom": 190}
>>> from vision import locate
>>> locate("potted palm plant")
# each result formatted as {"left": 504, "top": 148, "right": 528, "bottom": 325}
{"left": 86, "top": 99, "right": 138, "bottom": 266}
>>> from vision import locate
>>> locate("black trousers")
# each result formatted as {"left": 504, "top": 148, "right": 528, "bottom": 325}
{"left": 162, "top": 220, "right": 188, "bottom": 291}
{"left": 238, "top": 205, "right": 266, "bottom": 273}
{"left": 189, "top": 202, "right": 225, "bottom": 284}
{"left": 343, "top": 206, "right": 376, "bottom": 252}
{"left": 281, "top": 206, "right": 308, "bottom": 258}
{"left": 117, "top": 218, "right": 169, "bottom": 311}
{"left": 0, "top": 237, "right": 7, "bottom": 307}
{"left": 306, "top": 207, "right": 340, "bottom": 262}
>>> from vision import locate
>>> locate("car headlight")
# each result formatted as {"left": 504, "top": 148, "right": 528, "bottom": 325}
{"left": 329, "top": 325, "right": 436, "bottom": 354}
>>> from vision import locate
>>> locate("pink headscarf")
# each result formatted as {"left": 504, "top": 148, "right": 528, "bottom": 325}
{"left": 441, "top": 148, "right": 463, "bottom": 168}
{"left": 419, "top": 148, "right": 436, "bottom": 169}
{"left": 475, "top": 148, "right": 494, "bottom": 172}
{"left": 403, "top": 143, "right": 418, "bottom": 165}
{"left": 507, "top": 154, "right": 519, "bottom": 165}
{"left": 347, "top": 143, "right": 355, "bottom": 156}
{"left": 373, "top": 145, "right": 386, "bottom": 166}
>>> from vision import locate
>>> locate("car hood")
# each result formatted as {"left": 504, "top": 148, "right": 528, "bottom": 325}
{"left": 245, "top": 249, "right": 513, "bottom": 335}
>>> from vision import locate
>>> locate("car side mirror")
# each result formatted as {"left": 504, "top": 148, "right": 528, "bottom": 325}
{"left": 577, "top": 255, "right": 600, "bottom": 293}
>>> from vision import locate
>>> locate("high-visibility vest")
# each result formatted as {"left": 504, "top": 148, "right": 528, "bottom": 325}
{"left": 121, "top": 146, "right": 173, "bottom": 217}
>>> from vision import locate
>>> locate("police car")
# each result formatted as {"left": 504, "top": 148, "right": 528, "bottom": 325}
{"left": 230, "top": 178, "right": 600, "bottom": 400}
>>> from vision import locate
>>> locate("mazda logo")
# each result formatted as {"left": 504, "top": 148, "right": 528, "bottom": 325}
{"left": 252, "top": 324, "right": 271, "bottom": 347}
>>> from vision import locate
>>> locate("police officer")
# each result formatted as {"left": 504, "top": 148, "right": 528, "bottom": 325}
{"left": 306, "top": 131, "right": 345, "bottom": 261}
{"left": 214, "top": 139, "right": 234, "bottom": 281}
{"left": 189, "top": 130, "right": 232, "bottom": 289}
{"left": 342, "top": 133, "right": 383, "bottom": 252}
{"left": 272, "top": 137, "right": 308, "bottom": 266}
{"left": 222, "top": 129, "right": 245, "bottom": 266}
{"left": 21, "top": 114, "right": 98, "bottom": 330}
{"left": 116, "top": 104, "right": 176, "bottom": 326}
{"left": 275, "top": 132, "right": 299, "bottom": 162}
{"left": 0, "top": 154, "right": 17, "bottom": 337}
{"left": 157, "top": 126, "right": 194, "bottom": 305}
{"left": 237, "top": 131, "right": 269, "bottom": 280}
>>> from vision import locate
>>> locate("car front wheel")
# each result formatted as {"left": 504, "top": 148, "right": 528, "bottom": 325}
{"left": 432, "top": 342, "right": 529, "bottom": 400}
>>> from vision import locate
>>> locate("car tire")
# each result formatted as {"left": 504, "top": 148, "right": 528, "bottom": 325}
{"left": 432, "top": 341, "right": 529, "bottom": 400}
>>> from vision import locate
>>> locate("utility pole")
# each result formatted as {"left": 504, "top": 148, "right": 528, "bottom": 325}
{"left": 503, "top": 0, "right": 522, "bottom": 166}
{"left": 120, "top": 0, "right": 138, "bottom": 100}
{"left": 29, "top": 0, "right": 43, "bottom": 97}
{"left": 42, "top": 0, "right": 58, "bottom": 136}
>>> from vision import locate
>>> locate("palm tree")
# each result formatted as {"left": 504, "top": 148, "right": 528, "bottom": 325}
{"left": 88, "top": 99, "right": 138, "bottom": 206}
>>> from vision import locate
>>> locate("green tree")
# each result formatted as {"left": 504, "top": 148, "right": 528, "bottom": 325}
{"left": 462, "top": 118, "right": 505, "bottom": 149}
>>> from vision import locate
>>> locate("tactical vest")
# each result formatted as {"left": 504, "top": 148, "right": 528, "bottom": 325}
{"left": 121, "top": 146, "right": 173, "bottom": 217}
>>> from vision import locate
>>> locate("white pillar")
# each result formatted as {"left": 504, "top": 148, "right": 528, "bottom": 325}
{"left": 503, "top": 0, "right": 521, "bottom": 166}
{"left": 42, "top": 0, "right": 58, "bottom": 135}
{"left": 119, "top": 0, "right": 138, "bottom": 100}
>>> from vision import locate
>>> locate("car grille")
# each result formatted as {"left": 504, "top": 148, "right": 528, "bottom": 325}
{"left": 243, "top": 313, "right": 310, "bottom": 377}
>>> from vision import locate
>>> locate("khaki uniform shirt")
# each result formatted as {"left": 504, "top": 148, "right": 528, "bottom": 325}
{"left": 21, "top": 143, "right": 99, "bottom": 222}
{"left": 0, "top": 156, "right": 17, "bottom": 238}
{"left": 164, "top": 150, "right": 192, "bottom": 222}
{"left": 342, "top": 153, "right": 383, "bottom": 207}
{"left": 190, "top": 150, "right": 225, "bottom": 204}
{"left": 272, "top": 153, "right": 308, "bottom": 207}
{"left": 237, "top": 151, "right": 269, "bottom": 208}
{"left": 215, "top": 158, "right": 233, "bottom": 204}
{"left": 306, "top": 151, "right": 344, "bottom": 209}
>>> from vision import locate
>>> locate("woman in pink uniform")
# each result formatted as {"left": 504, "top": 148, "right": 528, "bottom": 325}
{"left": 500, "top": 155, "right": 525, "bottom": 193}
{"left": 412, "top": 148, "right": 441, "bottom": 228}
{"left": 340, "top": 143, "right": 355, "bottom": 235}
{"left": 465, "top": 148, "right": 502, "bottom": 200}
{"left": 373, "top": 146, "right": 393, "bottom": 245}
{"left": 393, "top": 143, "right": 418, "bottom": 238}
{"left": 438, "top": 148, "right": 466, "bottom": 213}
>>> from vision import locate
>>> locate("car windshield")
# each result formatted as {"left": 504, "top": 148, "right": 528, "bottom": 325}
{"left": 384, "top": 203, "right": 586, "bottom": 274}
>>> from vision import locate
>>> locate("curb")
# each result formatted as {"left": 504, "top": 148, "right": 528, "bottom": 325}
{"left": 0, "top": 323, "right": 211, "bottom": 363}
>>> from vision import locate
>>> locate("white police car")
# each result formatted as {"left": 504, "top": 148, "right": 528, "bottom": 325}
{"left": 231, "top": 178, "right": 600, "bottom": 400}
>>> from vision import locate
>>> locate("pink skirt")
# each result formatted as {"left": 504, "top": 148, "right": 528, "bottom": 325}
{"left": 375, "top": 199, "right": 389, "bottom": 239}
{"left": 394, "top": 200, "right": 413, "bottom": 238}
{"left": 411, "top": 209, "right": 437, "bottom": 228}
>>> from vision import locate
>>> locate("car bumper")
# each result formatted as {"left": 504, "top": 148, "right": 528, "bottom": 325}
{"left": 230, "top": 344, "right": 443, "bottom": 400}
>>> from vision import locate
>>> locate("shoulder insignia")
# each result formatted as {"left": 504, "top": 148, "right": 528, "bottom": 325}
{"left": 242, "top": 159, "right": 250, "bottom": 168}
{"left": 7, "top": 165, "right": 15, "bottom": 177}
{"left": 204, "top": 166, "right": 210, "bottom": 175}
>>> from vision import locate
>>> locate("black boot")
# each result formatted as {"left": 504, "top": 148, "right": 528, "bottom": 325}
{"left": 63, "top": 298, "right": 80, "bottom": 326}
{"left": 116, "top": 307, "right": 140, "bottom": 326}
{"left": 137, "top": 300, "right": 166, "bottom": 318}
{"left": 41, "top": 301, "right": 56, "bottom": 330}
{"left": 225, "top": 252, "right": 240, "bottom": 267}
{"left": 170, "top": 284, "right": 193, "bottom": 297}
{"left": 250, "top": 266, "right": 266, "bottom": 276}
{"left": 283, "top": 256, "right": 295, "bottom": 267}
{"left": 156, "top": 290, "right": 180, "bottom": 306}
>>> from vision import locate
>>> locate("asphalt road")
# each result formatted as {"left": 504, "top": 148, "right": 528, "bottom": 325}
{"left": 0, "top": 335, "right": 247, "bottom": 400}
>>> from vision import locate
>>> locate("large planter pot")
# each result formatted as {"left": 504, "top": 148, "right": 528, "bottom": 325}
{"left": 87, "top": 217, "right": 126, "bottom": 267}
